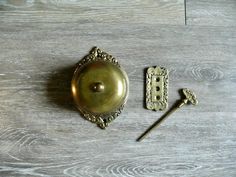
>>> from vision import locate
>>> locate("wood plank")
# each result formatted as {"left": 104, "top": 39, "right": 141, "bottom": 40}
{"left": 0, "top": 22, "right": 235, "bottom": 176}
{"left": 0, "top": 0, "right": 185, "bottom": 25}
{"left": 186, "top": 0, "right": 236, "bottom": 26}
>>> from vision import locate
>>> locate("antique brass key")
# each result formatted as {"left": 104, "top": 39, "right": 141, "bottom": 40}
{"left": 137, "top": 88, "right": 198, "bottom": 141}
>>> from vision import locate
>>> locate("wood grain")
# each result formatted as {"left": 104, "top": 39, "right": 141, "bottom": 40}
{"left": 0, "top": 0, "right": 185, "bottom": 25}
{"left": 0, "top": 0, "right": 236, "bottom": 177}
{"left": 187, "top": 0, "right": 236, "bottom": 26}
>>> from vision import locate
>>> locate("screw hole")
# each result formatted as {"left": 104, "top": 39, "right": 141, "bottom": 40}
{"left": 156, "top": 77, "right": 160, "bottom": 82}
{"left": 156, "top": 86, "right": 160, "bottom": 91}
{"left": 156, "top": 95, "right": 160, "bottom": 100}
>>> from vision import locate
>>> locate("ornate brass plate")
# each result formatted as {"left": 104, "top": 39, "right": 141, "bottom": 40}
{"left": 146, "top": 66, "right": 168, "bottom": 111}
{"left": 71, "top": 47, "right": 129, "bottom": 128}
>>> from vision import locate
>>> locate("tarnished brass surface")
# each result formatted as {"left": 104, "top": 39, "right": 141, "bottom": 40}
{"left": 72, "top": 47, "right": 129, "bottom": 128}
{"left": 146, "top": 66, "right": 168, "bottom": 111}
{"left": 138, "top": 88, "right": 198, "bottom": 141}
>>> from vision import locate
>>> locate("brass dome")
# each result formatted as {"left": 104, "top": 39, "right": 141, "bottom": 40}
{"left": 72, "top": 47, "right": 129, "bottom": 128}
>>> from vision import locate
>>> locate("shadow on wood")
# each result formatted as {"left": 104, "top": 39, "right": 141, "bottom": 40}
{"left": 143, "top": 67, "right": 148, "bottom": 109}
{"left": 46, "top": 65, "right": 77, "bottom": 112}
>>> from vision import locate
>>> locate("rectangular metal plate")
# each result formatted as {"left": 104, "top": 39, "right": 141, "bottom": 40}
{"left": 146, "top": 66, "right": 168, "bottom": 111}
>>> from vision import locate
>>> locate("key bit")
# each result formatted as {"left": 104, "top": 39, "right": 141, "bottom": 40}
{"left": 137, "top": 88, "right": 198, "bottom": 141}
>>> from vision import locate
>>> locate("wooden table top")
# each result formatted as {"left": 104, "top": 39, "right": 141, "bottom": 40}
{"left": 0, "top": 0, "right": 235, "bottom": 176}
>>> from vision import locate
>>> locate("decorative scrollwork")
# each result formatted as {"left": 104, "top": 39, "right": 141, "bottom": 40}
{"left": 80, "top": 104, "right": 125, "bottom": 129}
{"left": 76, "top": 47, "right": 120, "bottom": 70}
{"left": 73, "top": 47, "right": 127, "bottom": 129}
{"left": 146, "top": 66, "right": 168, "bottom": 111}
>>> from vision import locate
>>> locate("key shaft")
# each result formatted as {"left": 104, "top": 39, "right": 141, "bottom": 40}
{"left": 137, "top": 101, "right": 182, "bottom": 141}
{"left": 137, "top": 88, "right": 198, "bottom": 142}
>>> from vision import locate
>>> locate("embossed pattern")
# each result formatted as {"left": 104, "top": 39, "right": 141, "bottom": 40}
{"left": 146, "top": 66, "right": 168, "bottom": 111}
{"left": 73, "top": 47, "right": 127, "bottom": 129}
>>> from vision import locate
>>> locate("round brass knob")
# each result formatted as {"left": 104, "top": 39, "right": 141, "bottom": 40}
{"left": 71, "top": 47, "right": 129, "bottom": 128}
{"left": 91, "top": 82, "right": 105, "bottom": 92}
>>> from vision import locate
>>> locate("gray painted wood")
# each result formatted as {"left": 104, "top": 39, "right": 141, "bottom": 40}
{"left": 0, "top": 0, "right": 236, "bottom": 177}
{"left": 187, "top": 0, "right": 236, "bottom": 26}
{"left": 0, "top": 0, "right": 185, "bottom": 25}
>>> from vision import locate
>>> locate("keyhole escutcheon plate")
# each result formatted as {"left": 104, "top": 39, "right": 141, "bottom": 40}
{"left": 146, "top": 66, "right": 168, "bottom": 111}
